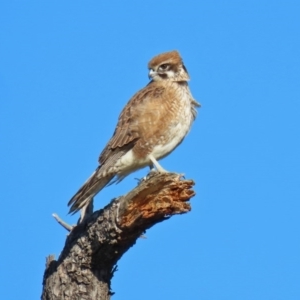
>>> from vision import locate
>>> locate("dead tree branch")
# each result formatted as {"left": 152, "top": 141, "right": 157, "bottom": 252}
{"left": 42, "top": 172, "right": 195, "bottom": 300}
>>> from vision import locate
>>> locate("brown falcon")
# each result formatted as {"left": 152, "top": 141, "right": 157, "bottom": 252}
{"left": 68, "top": 50, "right": 200, "bottom": 218}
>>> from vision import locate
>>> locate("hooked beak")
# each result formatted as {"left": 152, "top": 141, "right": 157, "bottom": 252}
{"left": 148, "top": 69, "right": 156, "bottom": 80}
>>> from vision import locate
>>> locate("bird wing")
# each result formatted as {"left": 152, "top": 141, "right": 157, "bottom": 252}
{"left": 99, "top": 82, "right": 166, "bottom": 164}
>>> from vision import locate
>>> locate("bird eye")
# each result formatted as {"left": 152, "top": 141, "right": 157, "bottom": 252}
{"left": 159, "top": 64, "right": 169, "bottom": 70}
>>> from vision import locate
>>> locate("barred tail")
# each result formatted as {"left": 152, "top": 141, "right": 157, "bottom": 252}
{"left": 68, "top": 167, "right": 114, "bottom": 214}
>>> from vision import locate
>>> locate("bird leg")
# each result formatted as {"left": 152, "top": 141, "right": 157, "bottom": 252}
{"left": 148, "top": 161, "right": 158, "bottom": 174}
{"left": 79, "top": 198, "right": 94, "bottom": 223}
{"left": 148, "top": 154, "right": 168, "bottom": 173}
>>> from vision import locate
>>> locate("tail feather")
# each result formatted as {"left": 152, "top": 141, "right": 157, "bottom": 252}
{"left": 68, "top": 167, "right": 114, "bottom": 214}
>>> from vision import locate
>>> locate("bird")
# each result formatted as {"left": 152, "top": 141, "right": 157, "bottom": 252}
{"left": 68, "top": 50, "right": 200, "bottom": 220}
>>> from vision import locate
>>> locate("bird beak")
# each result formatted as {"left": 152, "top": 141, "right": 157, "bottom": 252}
{"left": 148, "top": 69, "right": 156, "bottom": 80}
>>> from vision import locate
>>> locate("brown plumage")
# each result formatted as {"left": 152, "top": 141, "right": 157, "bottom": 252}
{"left": 68, "top": 50, "right": 200, "bottom": 218}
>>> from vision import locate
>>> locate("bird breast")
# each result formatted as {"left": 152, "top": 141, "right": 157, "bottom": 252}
{"left": 150, "top": 83, "right": 195, "bottom": 159}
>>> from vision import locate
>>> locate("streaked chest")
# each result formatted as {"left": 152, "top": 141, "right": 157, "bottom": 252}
{"left": 151, "top": 84, "right": 195, "bottom": 158}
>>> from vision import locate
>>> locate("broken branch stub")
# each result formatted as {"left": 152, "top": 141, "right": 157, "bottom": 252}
{"left": 118, "top": 172, "right": 195, "bottom": 229}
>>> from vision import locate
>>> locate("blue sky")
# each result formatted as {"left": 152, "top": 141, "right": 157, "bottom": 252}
{"left": 1, "top": 1, "right": 299, "bottom": 299}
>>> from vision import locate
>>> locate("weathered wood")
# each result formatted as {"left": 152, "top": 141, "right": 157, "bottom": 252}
{"left": 42, "top": 172, "right": 195, "bottom": 300}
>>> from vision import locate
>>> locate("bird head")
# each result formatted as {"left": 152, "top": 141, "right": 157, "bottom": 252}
{"left": 148, "top": 50, "right": 190, "bottom": 82}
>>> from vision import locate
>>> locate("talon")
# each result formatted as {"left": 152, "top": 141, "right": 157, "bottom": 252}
{"left": 134, "top": 177, "right": 145, "bottom": 185}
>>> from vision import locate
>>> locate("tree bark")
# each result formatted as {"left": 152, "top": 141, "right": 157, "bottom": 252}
{"left": 42, "top": 172, "right": 195, "bottom": 300}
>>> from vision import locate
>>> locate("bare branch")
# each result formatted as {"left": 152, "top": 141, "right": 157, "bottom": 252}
{"left": 52, "top": 213, "right": 73, "bottom": 232}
